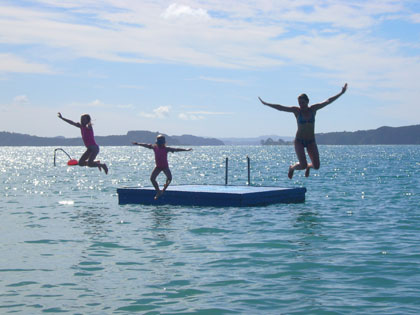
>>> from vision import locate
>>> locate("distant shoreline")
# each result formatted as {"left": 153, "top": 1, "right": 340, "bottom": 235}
{"left": 1, "top": 124, "right": 419, "bottom": 146}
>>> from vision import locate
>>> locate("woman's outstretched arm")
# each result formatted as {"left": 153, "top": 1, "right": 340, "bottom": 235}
{"left": 57, "top": 112, "right": 80, "bottom": 128}
{"left": 132, "top": 142, "right": 153, "bottom": 149}
{"left": 258, "top": 97, "right": 297, "bottom": 113}
{"left": 311, "top": 83, "right": 348, "bottom": 111}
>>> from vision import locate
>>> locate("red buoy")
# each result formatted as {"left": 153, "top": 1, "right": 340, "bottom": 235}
{"left": 67, "top": 159, "right": 78, "bottom": 166}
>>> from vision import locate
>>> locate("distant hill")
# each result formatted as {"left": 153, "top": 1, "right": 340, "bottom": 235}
{"left": 316, "top": 125, "right": 420, "bottom": 145}
{"left": 221, "top": 135, "right": 293, "bottom": 145}
{"left": 0, "top": 130, "right": 224, "bottom": 146}
{"left": 1, "top": 125, "right": 419, "bottom": 146}
{"left": 261, "top": 138, "right": 292, "bottom": 145}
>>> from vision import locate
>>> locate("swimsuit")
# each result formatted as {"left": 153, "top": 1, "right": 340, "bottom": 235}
{"left": 153, "top": 146, "right": 169, "bottom": 169}
{"left": 297, "top": 110, "right": 315, "bottom": 124}
{"left": 81, "top": 126, "right": 97, "bottom": 147}
{"left": 296, "top": 109, "right": 316, "bottom": 147}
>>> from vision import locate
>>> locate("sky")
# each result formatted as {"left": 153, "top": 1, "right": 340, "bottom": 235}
{"left": 0, "top": 0, "right": 419, "bottom": 138}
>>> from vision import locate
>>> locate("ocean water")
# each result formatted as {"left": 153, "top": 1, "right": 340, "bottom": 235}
{"left": 1, "top": 145, "right": 419, "bottom": 314}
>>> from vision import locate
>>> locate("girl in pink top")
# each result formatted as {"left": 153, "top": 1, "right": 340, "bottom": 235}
{"left": 58, "top": 113, "right": 108, "bottom": 174}
{"left": 133, "top": 134, "right": 192, "bottom": 199}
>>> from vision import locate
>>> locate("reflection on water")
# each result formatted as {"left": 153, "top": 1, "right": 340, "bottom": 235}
{"left": 76, "top": 209, "right": 107, "bottom": 236}
{"left": 0, "top": 146, "right": 419, "bottom": 314}
{"left": 151, "top": 207, "right": 173, "bottom": 227}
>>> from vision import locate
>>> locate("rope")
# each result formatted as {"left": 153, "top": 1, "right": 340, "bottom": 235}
{"left": 53, "top": 148, "right": 73, "bottom": 166}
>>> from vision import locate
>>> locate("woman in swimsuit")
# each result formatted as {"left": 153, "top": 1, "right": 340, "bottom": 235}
{"left": 133, "top": 135, "right": 192, "bottom": 199}
{"left": 258, "top": 83, "right": 347, "bottom": 179}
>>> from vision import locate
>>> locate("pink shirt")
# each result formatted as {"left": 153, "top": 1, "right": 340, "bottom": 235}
{"left": 153, "top": 145, "right": 169, "bottom": 169}
{"left": 80, "top": 125, "right": 97, "bottom": 147}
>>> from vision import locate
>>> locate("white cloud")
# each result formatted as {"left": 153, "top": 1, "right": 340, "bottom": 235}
{"left": 154, "top": 106, "right": 171, "bottom": 118}
{"left": 13, "top": 95, "right": 29, "bottom": 105}
{"left": 0, "top": 53, "right": 53, "bottom": 74}
{"left": 139, "top": 106, "right": 171, "bottom": 119}
{"left": 178, "top": 113, "right": 204, "bottom": 120}
{"left": 89, "top": 99, "right": 104, "bottom": 107}
{"left": 0, "top": 95, "right": 29, "bottom": 112}
{"left": 1, "top": 0, "right": 415, "bottom": 72}
{"left": 161, "top": 3, "right": 210, "bottom": 20}
{"left": 409, "top": 13, "right": 420, "bottom": 23}
{"left": 178, "top": 110, "right": 233, "bottom": 120}
{"left": 1, "top": 0, "right": 420, "bottom": 123}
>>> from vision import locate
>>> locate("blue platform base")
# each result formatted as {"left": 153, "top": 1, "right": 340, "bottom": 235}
{"left": 117, "top": 185, "right": 306, "bottom": 207}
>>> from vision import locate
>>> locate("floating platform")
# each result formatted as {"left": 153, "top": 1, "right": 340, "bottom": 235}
{"left": 117, "top": 185, "right": 306, "bottom": 207}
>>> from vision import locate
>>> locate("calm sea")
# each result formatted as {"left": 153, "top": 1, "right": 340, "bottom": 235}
{"left": 1, "top": 145, "right": 419, "bottom": 314}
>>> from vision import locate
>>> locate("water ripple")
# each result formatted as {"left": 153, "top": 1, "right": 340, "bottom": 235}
{"left": 0, "top": 146, "right": 419, "bottom": 314}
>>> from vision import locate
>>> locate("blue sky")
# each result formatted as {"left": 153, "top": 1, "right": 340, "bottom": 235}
{"left": 1, "top": 0, "right": 419, "bottom": 138}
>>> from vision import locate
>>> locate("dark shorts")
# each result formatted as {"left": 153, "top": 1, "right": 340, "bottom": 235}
{"left": 80, "top": 145, "right": 100, "bottom": 164}
{"left": 295, "top": 138, "right": 316, "bottom": 148}
{"left": 155, "top": 166, "right": 169, "bottom": 171}
{"left": 87, "top": 145, "right": 99, "bottom": 155}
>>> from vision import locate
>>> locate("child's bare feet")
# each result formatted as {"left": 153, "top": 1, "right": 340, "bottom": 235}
{"left": 305, "top": 167, "right": 310, "bottom": 177}
{"left": 288, "top": 166, "right": 294, "bottom": 179}
{"left": 163, "top": 182, "right": 170, "bottom": 192}
{"left": 154, "top": 190, "right": 163, "bottom": 200}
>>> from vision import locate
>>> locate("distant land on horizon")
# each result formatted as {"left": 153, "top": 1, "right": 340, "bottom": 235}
{"left": 0, "top": 124, "right": 419, "bottom": 146}
{"left": 220, "top": 135, "right": 294, "bottom": 145}
{"left": 316, "top": 124, "right": 420, "bottom": 145}
{"left": 0, "top": 130, "right": 224, "bottom": 146}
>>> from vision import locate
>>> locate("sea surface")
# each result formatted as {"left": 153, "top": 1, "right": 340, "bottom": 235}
{"left": 1, "top": 145, "right": 419, "bottom": 314}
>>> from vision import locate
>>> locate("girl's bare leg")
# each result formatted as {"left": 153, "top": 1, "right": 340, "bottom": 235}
{"left": 86, "top": 147, "right": 102, "bottom": 171}
{"left": 161, "top": 168, "right": 172, "bottom": 193}
{"left": 101, "top": 163, "right": 108, "bottom": 174}
{"left": 78, "top": 147, "right": 108, "bottom": 174}
{"left": 151, "top": 167, "right": 161, "bottom": 190}
{"left": 305, "top": 142, "right": 320, "bottom": 177}
{"left": 94, "top": 159, "right": 108, "bottom": 174}
{"left": 78, "top": 149, "right": 91, "bottom": 167}
{"left": 289, "top": 140, "right": 308, "bottom": 179}
{"left": 304, "top": 166, "right": 310, "bottom": 177}
{"left": 150, "top": 167, "right": 163, "bottom": 199}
